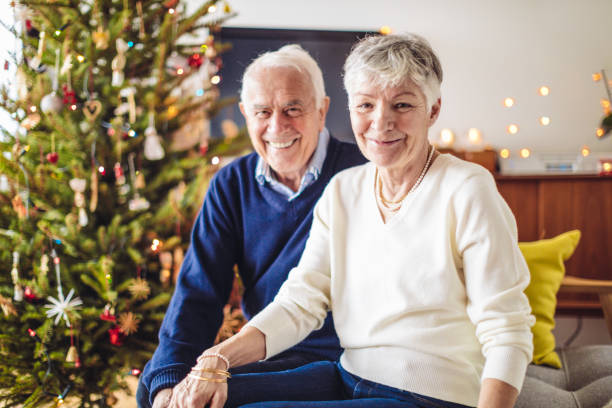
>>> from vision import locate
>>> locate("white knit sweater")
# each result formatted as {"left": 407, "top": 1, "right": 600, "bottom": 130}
{"left": 247, "top": 154, "right": 534, "bottom": 406}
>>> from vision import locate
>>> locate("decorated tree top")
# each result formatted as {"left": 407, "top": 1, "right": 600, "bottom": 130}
{"left": 0, "top": 0, "right": 250, "bottom": 406}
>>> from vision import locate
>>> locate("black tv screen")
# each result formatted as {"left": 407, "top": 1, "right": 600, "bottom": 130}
{"left": 215, "top": 27, "right": 373, "bottom": 143}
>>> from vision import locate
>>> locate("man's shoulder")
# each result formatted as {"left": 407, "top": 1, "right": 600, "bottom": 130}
{"left": 211, "top": 151, "right": 259, "bottom": 185}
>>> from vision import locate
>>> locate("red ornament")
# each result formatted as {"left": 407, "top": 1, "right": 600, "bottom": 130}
{"left": 24, "top": 286, "right": 39, "bottom": 302}
{"left": 46, "top": 152, "right": 59, "bottom": 164}
{"left": 62, "top": 84, "right": 77, "bottom": 105}
{"left": 100, "top": 308, "right": 116, "bottom": 322}
{"left": 108, "top": 326, "right": 125, "bottom": 346}
{"left": 75, "top": 358, "right": 82, "bottom": 368}
{"left": 188, "top": 53, "right": 203, "bottom": 68}
{"left": 199, "top": 144, "right": 208, "bottom": 156}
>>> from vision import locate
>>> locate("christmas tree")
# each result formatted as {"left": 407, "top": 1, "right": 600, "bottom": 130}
{"left": 0, "top": 1, "right": 251, "bottom": 406}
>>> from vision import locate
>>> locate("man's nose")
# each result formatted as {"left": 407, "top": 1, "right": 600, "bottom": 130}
{"left": 372, "top": 105, "right": 394, "bottom": 132}
{"left": 268, "top": 111, "right": 287, "bottom": 134}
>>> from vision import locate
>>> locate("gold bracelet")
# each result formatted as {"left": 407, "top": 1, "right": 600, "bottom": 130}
{"left": 187, "top": 373, "right": 227, "bottom": 383}
{"left": 191, "top": 367, "right": 231, "bottom": 378}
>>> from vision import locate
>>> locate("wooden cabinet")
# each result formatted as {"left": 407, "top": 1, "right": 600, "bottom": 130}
{"left": 495, "top": 175, "right": 612, "bottom": 314}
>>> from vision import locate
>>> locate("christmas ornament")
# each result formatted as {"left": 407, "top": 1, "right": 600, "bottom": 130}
{"left": 65, "top": 345, "right": 78, "bottom": 363}
{"left": 188, "top": 53, "right": 203, "bottom": 68}
{"left": 11, "top": 194, "right": 27, "bottom": 219}
{"left": 40, "top": 92, "right": 63, "bottom": 114}
{"left": 62, "top": 84, "right": 77, "bottom": 106}
{"left": 11, "top": 251, "right": 23, "bottom": 302}
{"left": 45, "top": 151, "right": 59, "bottom": 163}
{"left": 83, "top": 99, "right": 102, "bottom": 121}
{"left": 100, "top": 303, "right": 117, "bottom": 322}
{"left": 20, "top": 112, "right": 41, "bottom": 130}
{"left": 44, "top": 249, "right": 83, "bottom": 327}
{"left": 93, "top": 26, "right": 110, "bottom": 50}
{"left": 24, "top": 286, "right": 40, "bottom": 302}
{"left": 25, "top": 19, "right": 39, "bottom": 38}
{"left": 15, "top": 67, "right": 28, "bottom": 101}
{"left": 60, "top": 54, "right": 73, "bottom": 76}
{"left": 118, "top": 312, "right": 140, "bottom": 335}
{"left": 127, "top": 153, "right": 150, "bottom": 211}
{"left": 0, "top": 294, "right": 17, "bottom": 317}
{"left": 173, "top": 247, "right": 184, "bottom": 284}
{"left": 28, "top": 31, "right": 46, "bottom": 72}
{"left": 159, "top": 251, "right": 172, "bottom": 287}
{"left": 108, "top": 326, "right": 124, "bottom": 346}
{"left": 144, "top": 112, "right": 164, "bottom": 160}
{"left": 128, "top": 278, "right": 150, "bottom": 300}
{"left": 119, "top": 86, "right": 137, "bottom": 123}
{"left": 0, "top": 175, "right": 9, "bottom": 192}
{"left": 68, "top": 178, "right": 88, "bottom": 227}
{"left": 111, "top": 39, "right": 129, "bottom": 87}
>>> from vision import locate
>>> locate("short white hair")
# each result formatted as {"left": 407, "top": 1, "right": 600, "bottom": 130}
{"left": 240, "top": 44, "right": 326, "bottom": 109}
{"left": 343, "top": 34, "right": 443, "bottom": 111}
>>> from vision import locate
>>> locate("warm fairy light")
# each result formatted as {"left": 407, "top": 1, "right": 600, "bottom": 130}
{"left": 520, "top": 148, "right": 531, "bottom": 159}
{"left": 54, "top": 30, "right": 61, "bottom": 37}
{"left": 503, "top": 97, "right": 514, "bottom": 108}
{"left": 539, "top": 116, "right": 551, "bottom": 126}
{"left": 30, "top": 105, "right": 37, "bottom": 112}
{"left": 467, "top": 128, "right": 482, "bottom": 144}
{"left": 105, "top": 273, "right": 112, "bottom": 281}
{"left": 176, "top": 68, "right": 184, "bottom": 75}
{"left": 596, "top": 128, "right": 605, "bottom": 138}
{"left": 168, "top": 8, "right": 175, "bottom": 14}
{"left": 151, "top": 239, "right": 162, "bottom": 252}
{"left": 53, "top": 256, "right": 60, "bottom": 264}
{"left": 604, "top": 162, "right": 612, "bottom": 172}
{"left": 208, "top": 4, "right": 217, "bottom": 13}
{"left": 28, "top": 328, "right": 36, "bottom": 337}
{"left": 379, "top": 26, "right": 392, "bottom": 35}
{"left": 499, "top": 148, "right": 510, "bottom": 159}
{"left": 211, "top": 156, "right": 220, "bottom": 165}
{"left": 601, "top": 99, "right": 611, "bottom": 109}
{"left": 581, "top": 146, "right": 590, "bottom": 157}
{"left": 131, "top": 369, "right": 142, "bottom": 376}
{"left": 98, "top": 166, "right": 105, "bottom": 175}
{"left": 128, "top": 129, "right": 136, "bottom": 137}
{"left": 507, "top": 124, "right": 519, "bottom": 134}
{"left": 76, "top": 55, "right": 85, "bottom": 63}
{"left": 210, "top": 75, "right": 221, "bottom": 85}
{"left": 167, "top": 105, "right": 178, "bottom": 117}
{"left": 440, "top": 128, "right": 455, "bottom": 146}
{"left": 592, "top": 73, "right": 602, "bottom": 82}
{"left": 70, "top": 104, "right": 77, "bottom": 111}
{"left": 538, "top": 86, "right": 550, "bottom": 96}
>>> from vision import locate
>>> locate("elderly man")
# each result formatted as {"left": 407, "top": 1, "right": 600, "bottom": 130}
{"left": 137, "top": 44, "right": 365, "bottom": 408}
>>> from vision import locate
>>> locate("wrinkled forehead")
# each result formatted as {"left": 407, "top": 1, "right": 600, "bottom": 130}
{"left": 348, "top": 72, "right": 425, "bottom": 98}
{"left": 243, "top": 66, "right": 315, "bottom": 104}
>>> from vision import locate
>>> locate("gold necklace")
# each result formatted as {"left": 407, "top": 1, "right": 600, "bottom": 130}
{"left": 376, "top": 145, "right": 435, "bottom": 212}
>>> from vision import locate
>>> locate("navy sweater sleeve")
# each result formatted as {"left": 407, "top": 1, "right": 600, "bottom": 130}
{"left": 141, "top": 137, "right": 366, "bottom": 403}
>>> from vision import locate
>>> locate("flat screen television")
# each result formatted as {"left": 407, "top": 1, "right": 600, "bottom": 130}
{"left": 214, "top": 27, "right": 374, "bottom": 143}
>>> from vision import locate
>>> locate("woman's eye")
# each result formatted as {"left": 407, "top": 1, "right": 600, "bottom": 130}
{"left": 356, "top": 102, "right": 372, "bottom": 110}
{"left": 395, "top": 103, "right": 413, "bottom": 110}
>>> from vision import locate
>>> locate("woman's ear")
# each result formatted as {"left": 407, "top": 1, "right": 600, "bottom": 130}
{"left": 428, "top": 98, "right": 441, "bottom": 126}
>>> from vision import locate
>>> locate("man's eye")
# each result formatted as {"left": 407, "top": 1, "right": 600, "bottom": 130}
{"left": 254, "top": 111, "right": 270, "bottom": 118}
{"left": 285, "top": 108, "right": 302, "bottom": 117}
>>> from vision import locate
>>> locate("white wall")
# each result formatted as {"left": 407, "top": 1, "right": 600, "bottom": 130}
{"left": 213, "top": 0, "right": 612, "bottom": 155}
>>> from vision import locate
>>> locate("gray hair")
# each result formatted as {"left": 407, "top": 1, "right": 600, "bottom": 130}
{"left": 343, "top": 34, "right": 443, "bottom": 111}
{"left": 240, "top": 44, "right": 326, "bottom": 109}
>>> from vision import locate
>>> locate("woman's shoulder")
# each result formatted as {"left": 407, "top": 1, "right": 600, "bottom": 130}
{"left": 434, "top": 153, "right": 494, "bottom": 184}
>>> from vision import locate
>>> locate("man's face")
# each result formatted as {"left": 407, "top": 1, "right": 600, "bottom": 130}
{"left": 240, "top": 66, "right": 329, "bottom": 188}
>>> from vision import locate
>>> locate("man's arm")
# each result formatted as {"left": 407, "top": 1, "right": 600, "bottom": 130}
{"left": 144, "top": 172, "right": 241, "bottom": 405}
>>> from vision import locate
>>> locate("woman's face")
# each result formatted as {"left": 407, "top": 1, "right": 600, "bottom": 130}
{"left": 349, "top": 78, "right": 440, "bottom": 172}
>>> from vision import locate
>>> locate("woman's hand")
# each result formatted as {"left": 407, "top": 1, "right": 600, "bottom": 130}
{"left": 168, "top": 357, "right": 229, "bottom": 408}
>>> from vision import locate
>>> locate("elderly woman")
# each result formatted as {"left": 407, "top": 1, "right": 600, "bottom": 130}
{"left": 167, "top": 34, "right": 534, "bottom": 408}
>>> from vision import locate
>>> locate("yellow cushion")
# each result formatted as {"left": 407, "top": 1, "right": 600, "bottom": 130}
{"left": 519, "top": 230, "right": 581, "bottom": 368}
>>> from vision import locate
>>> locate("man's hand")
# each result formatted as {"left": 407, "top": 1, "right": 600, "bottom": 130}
{"left": 152, "top": 388, "right": 172, "bottom": 408}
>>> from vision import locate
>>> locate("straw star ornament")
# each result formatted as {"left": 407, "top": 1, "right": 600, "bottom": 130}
{"left": 44, "top": 288, "right": 82, "bottom": 327}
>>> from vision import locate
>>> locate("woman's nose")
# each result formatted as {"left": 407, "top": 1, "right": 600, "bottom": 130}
{"left": 372, "top": 105, "right": 394, "bottom": 132}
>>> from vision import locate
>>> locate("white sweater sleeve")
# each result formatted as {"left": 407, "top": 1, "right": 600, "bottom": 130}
{"left": 245, "top": 184, "right": 334, "bottom": 359}
{"left": 453, "top": 171, "right": 535, "bottom": 391}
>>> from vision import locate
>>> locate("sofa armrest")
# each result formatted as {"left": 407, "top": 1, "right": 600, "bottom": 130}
{"left": 559, "top": 276, "right": 612, "bottom": 341}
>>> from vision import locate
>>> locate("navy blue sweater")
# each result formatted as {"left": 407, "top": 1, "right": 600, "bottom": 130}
{"left": 142, "top": 136, "right": 366, "bottom": 401}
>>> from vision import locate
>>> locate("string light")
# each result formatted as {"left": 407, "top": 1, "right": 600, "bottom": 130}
{"left": 581, "top": 146, "right": 590, "bottom": 157}
{"left": 538, "top": 86, "right": 550, "bottom": 96}
{"left": 467, "top": 128, "right": 482, "bottom": 144}
{"left": 520, "top": 148, "right": 531, "bottom": 159}
{"left": 440, "top": 128, "right": 455, "bottom": 146}
{"left": 507, "top": 124, "right": 519, "bottom": 134}
{"left": 168, "top": 8, "right": 175, "bottom": 14}
{"left": 211, "top": 156, "right": 220, "bottom": 165}
{"left": 499, "top": 148, "right": 510, "bottom": 159}
{"left": 603, "top": 162, "right": 612, "bottom": 173}
{"left": 98, "top": 166, "right": 105, "bottom": 175}
{"left": 30, "top": 105, "right": 37, "bottom": 112}
{"left": 208, "top": 4, "right": 217, "bottom": 13}
{"left": 503, "top": 97, "right": 514, "bottom": 108}
{"left": 210, "top": 75, "right": 221, "bottom": 85}
{"left": 196, "top": 88, "right": 204, "bottom": 96}
{"left": 596, "top": 128, "right": 605, "bottom": 138}
{"left": 69, "top": 104, "right": 77, "bottom": 111}
{"left": 151, "top": 239, "right": 162, "bottom": 252}
{"left": 76, "top": 55, "right": 85, "bottom": 63}
{"left": 601, "top": 99, "right": 610, "bottom": 109}
{"left": 539, "top": 116, "right": 550, "bottom": 126}
{"left": 592, "top": 72, "right": 602, "bottom": 82}
{"left": 379, "top": 26, "right": 392, "bottom": 35}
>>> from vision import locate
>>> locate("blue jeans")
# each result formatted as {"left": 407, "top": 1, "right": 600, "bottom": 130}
{"left": 226, "top": 361, "right": 473, "bottom": 408}
{"left": 136, "top": 350, "right": 330, "bottom": 408}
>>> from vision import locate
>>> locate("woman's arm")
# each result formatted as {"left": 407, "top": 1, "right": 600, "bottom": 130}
{"left": 478, "top": 378, "right": 519, "bottom": 408}
{"left": 166, "top": 326, "right": 265, "bottom": 408}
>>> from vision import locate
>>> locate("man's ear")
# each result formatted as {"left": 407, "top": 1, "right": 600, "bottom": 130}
{"left": 318, "top": 97, "right": 330, "bottom": 131}
{"left": 239, "top": 102, "right": 246, "bottom": 118}
{"left": 428, "top": 98, "right": 441, "bottom": 126}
